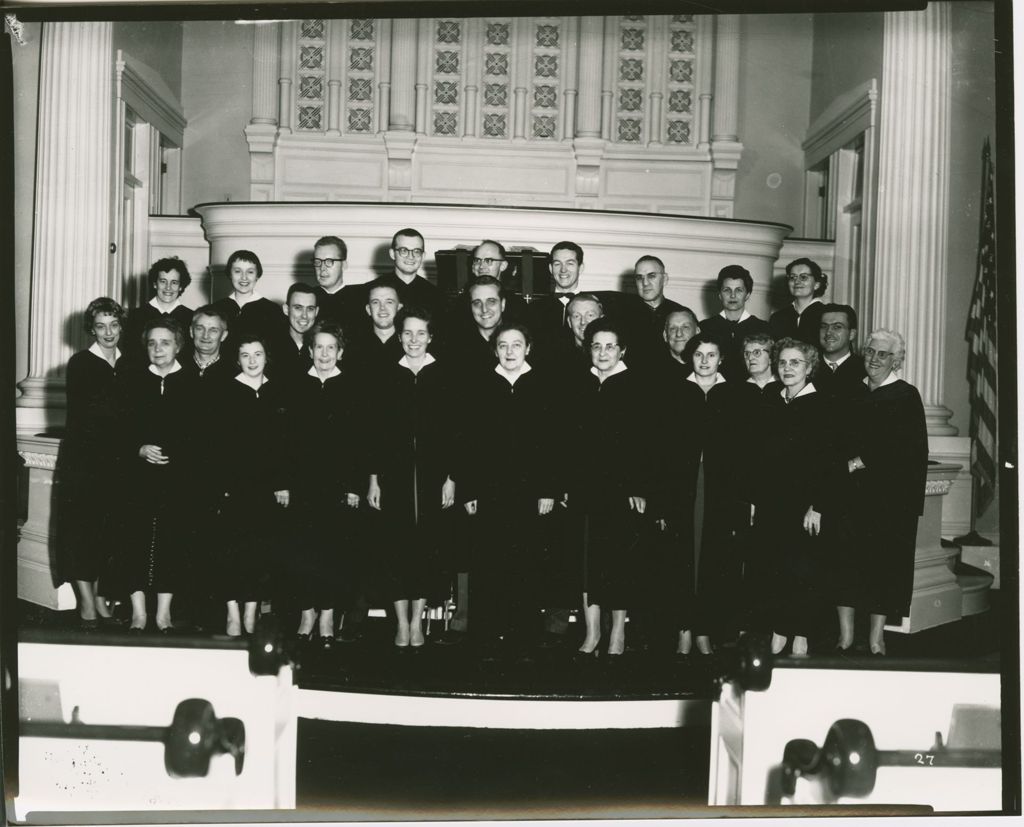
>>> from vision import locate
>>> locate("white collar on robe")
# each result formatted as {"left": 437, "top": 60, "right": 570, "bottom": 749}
{"left": 308, "top": 365, "right": 342, "bottom": 383}
{"left": 235, "top": 373, "right": 268, "bottom": 391}
{"left": 864, "top": 371, "right": 900, "bottom": 389}
{"left": 399, "top": 352, "right": 436, "bottom": 372}
{"left": 88, "top": 341, "right": 121, "bottom": 365}
{"left": 496, "top": 361, "right": 532, "bottom": 386}
{"left": 781, "top": 381, "right": 817, "bottom": 402}
{"left": 149, "top": 296, "right": 183, "bottom": 312}
{"left": 229, "top": 290, "right": 265, "bottom": 307}
{"left": 718, "top": 309, "right": 751, "bottom": 322}
{"left": 590, "top": 360, "right": 628, "bottom": 382}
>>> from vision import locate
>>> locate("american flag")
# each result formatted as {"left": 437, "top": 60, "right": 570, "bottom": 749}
{"left": 966, "top": 138, "right": 998, "bottom": 517}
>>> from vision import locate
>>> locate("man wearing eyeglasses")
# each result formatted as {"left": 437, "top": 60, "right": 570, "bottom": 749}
{"left": 698, "top": 264, "right": 770, "bottom": 382}
{"left": 311, "top": 235, "right": 362, "bottom": 330}
{"left": 815, "top": 303, "right": 866, "bottom": 399}
{"left": 362, "top": 228, "right": 442, "bottom": 319}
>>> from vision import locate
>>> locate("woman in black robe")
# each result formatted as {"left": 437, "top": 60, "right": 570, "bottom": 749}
{"left": 216, "top": 333, "right": 291, "bottom": 637}
{"left": 57, "top": 297, "right": 128, "bottom": 627}
{"left": 683, "top": 332, "right": 748, "bottom": 655}
{"left": 122, "top": 317, "right": 199, "bottom": 633}
{"left": 367, "top": 307, "right": 457, "bottom": 649}
{"left": 569, "top": 318, "right": 651, "bottom": 658}
{"left": 750, "top": 337, "right": 839, "bottom": 656}
{"left": 288, "top": 320, "right": 366, "bottom": 648}
{"left": 769, "top": 258, "right": 828, "bottom": 347}
{"left": 832, "top": 328, "right": 928, "bottom": 655}
{"left": 209, "top": 250, "right": 288, "bottom": 364}
{"left": 459, "top": 322, "right": 559, "bottom": 652}
{"left": 123, "top": 258, "right": 195, "bottom": 365}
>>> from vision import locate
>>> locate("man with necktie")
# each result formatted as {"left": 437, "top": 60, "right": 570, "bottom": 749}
{"left": 816, "top": 303, "right": 866, "bottom": 398}
{"left": 526, "top": 240, "right": 585, "bottom": 361}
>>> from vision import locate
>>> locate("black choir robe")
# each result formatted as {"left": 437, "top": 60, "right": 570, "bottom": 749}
{"left": 831, "top": 378, "right": 928, "bottom": 618}
{"left": 374, "top": 358, "right": 459, "bottom": 603}
{"left": 697, "top": 313, "right": 772, "bottom": 382}
{"left": 769, "top": 300, "right": 826, "bottom": 348}
{"left": 749, "top": 386, "right": 841, "bottom": 640}
{"left": 567, "top": 367, "right": 654, "bottom": 609}
{"left": 459, "top": 366, "right": 560, "bottom": 641}
{"left": 209, "top": 295, "right": 289, "bottom": 364}
{"left": 56, "top": 348, "right": 128, "bottom": 584}
{"left": 120, "top": 367, "right": 201, "bottom": 595}
{"left": 215, "top": 377, "right": 291, "bottom": 603}
{"left": 815, "top": 352, "right": 868, "bottom": 400}
{"left": 622, "top": 296, "right": 685, "bottom": 371}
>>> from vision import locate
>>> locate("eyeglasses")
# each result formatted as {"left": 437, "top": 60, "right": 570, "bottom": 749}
{"left": 787, "top": 273, "right": 814, "bottom": 283}
{"left": 395, "top": 247, "right": 424, "bottom": 258}
{"left": 744, "top": 348, "right": 769, "bottom": 358}
{"left": 312, "top": 258, "right": 341, "bottom": 269}
{"left": 863, "top": 347, "right": 896, "bottom": 360}
{"left": 472, "top": 257, "right": 503, "bottom": 268}
{"left": 777, "top": 358, "right": 808, "bottom": 369}
{"left": 590, "top": 343, "right": 621, "bottom": 353}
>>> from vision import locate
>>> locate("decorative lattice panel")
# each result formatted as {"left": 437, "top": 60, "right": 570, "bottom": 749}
{"left": 481, "top": 19, "right": 512, "bottom": 138}
{"left": 530, "top": 19, "right": 562, "bottom": 140}
{"left": 345, "top": 19, "right": 376, "bottom": 134}
{"left": 665, "top": 15, "right": 697, "bottom": 145}
{"left": 431, "top": 19, "right": 464, "bottom": 136}
{"left": 296, "top": 19, "right": 327, "bottom": 131}
{"left": 614, "top": 16, "right": 646, "bottom": 144}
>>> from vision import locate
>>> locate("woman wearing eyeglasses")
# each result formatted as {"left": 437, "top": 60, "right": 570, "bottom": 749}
{"left": 367, "top": 306, "right": 457, "bottom": 650}
{"left": 750, "top": 337, "right": 839, "bottom": 656}
{"left": 831, "top": 329, "right": 927, "bottom": 655}
{"left": 568, "top": 318, "right": 651, "bottom": 659}
{"left": 769, "top": 258, "right": 829, "bottom": 348}
{"left": 739, "top": 333, "right": 779, "bottom": 397}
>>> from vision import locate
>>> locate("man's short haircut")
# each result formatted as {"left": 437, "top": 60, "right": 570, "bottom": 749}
{"left": 786, "top": 257, "right": 829, "bottom": 298}
{"left": 664, "top": 306, "right": 698, "bottom": 331}
{"left": 468, "top": 274, "right": 505, "bottom": 300}
{"left": 84, "top": 297, "right": 126, "bottom": 333}
{"left": 866, "top": 327, "right": 906, "bottom": 361}
{"left": 583, "top": 316, "right": 627, "bottom": 351}
{"left": 287, "top": 282, "right": 318, "bottom": 303}
{"left": 192, "top": 304, "right": 229, "bottom": 329}
{"left": 148, "top": 257, "right": 192, "bottom": 291}
{"left": 141, "top": 315, "right": 186, "bottom": 350}
{"left": 682, "top": 331, "right": 724, "bottom": 366}
{"left": 304, "top": 319, "right": 346, "bottom": 351}
{"left": 395, "top": 305, "right": 433, "bottom": 335}
{"left": 742, "top": 332, "right": 774, "bottom": 350}
{"left": 392, "top": 228, "right": 424, "bottom": 249}
{"left": 772, "top": 336, "right": 820, "bottom": 375}
{"left": 568, "top": 292, "right": 603, "bottom": 314}
{"left": 474, "top": 239, "right": 507, "bottom": 260}
{"left": 367, "top": 282, "right": 401, "bottom": 302}
{"left": 634, "top": 254, "right": 665, "bottom": 271}
{"left": 716, "top": 264, "right": 753, "bottom": 293}
{"left": 492, "top": 321, "right": 533, "bottom": 352}
{"left": 820, "top": 302, "right": 857, "bottom": 331}
{"left": 314, "top": 235, "right": 348, "bottom": 260}
{"left": 550, "top": 240, "right": 584, "bottom": 265}
{"left": 226, "top": 249, "right": 263, "bottom": 278}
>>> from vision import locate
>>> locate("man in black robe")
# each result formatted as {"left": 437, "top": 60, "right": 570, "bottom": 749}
{"left": 273, "top": 283, "right": 318, "bottom": 386}
{"left": 624, "top": 255, "right": 685, "bottom": 370}
{"left": 526, "top": 240, "right": 585, "bottom": 361}
{"left": 815, "top": 303, "right": 867, "bottom": 399}
{"left": 312, "top": 235, "right": 363, "bottom": 330}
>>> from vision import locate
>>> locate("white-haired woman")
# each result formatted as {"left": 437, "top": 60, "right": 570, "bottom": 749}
{"left": 832, "top": 329, "right": 927, "bottom": 655}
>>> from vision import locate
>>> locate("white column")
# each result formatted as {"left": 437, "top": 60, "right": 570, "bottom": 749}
{"left": 17, "top": 22, "right": 114, "bottom": 428}
{"left": 709, "top": 14, "right": 742, "bottom": 218}
{"left": 873, "top": 3, "right": 955, "bottom": 435}
{"left": 561, "top": 16, "right": 579, "bottom": 140}
{"left": 600, "top": 17, "right": 616, "bottom": 140}
{"left": 326, "top": 19, "right": 344, "bottom": 135}
{"left": 512, "top": 17, "right": 531, "bottom": 140}
{"left": 277, "top": 22, "right": 295, "bottom": 133}
{"left": 245, "top": 22, "right": 280, "bottom": 199}
{"left": 647, "top": 16, "right": 667, "bottom": 146}
{"left": 711, "top": 14, "right": 739, "bottom": 141}
{"left": 388, "top": 18, "right": 417, "bottom": 130}
{"left": 576, "top": 16, "right": 604, "bottom": 138}
{"left": 376, "top": 19, "right": 393, "bottom": 133}
{"left": 414, "top": 18, "right": 431, "bottom": 135}
{"left": 463, "top": 17, "right": 482, "bottom": 138}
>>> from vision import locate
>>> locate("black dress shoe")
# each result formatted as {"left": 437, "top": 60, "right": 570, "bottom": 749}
{"left": 79, "top": 617, "right": 100, "bottom": 631}
{"left": 319, "top": 634, "right": 334, "bottom": 651}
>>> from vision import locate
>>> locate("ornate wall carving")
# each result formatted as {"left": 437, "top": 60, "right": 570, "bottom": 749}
{"left": 246, "top": 15, "right": 740, "bottom": 213}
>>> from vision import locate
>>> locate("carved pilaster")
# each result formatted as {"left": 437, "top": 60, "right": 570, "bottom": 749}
{"left": 572, "top": 136, "right": 605, "bottom": 202}
{"left": 251, "top": 22, "right": 279, "bottom": 124}
{"left": 389, "top": 18, "right": 417, "bottom": 131}
{"left": 383, "top": 131, "right": 417, "bottom": 199}
{"left": 600, "top": 17, "right": 616, "bottom": 140}
{"left": 17, "top": 22, "right": 113, "bottom": 432}
{"left": 512, "top": 17, "right": 531, "bottom": 140}
{"left": 326, "top": 19, "right": 344, "bottom": 135}
{"left": 463, "top": 17, "right": 482, "bottom": 138}
{"left": 873, "top": 4, "right": 955, "bottom": 435}
{"left": 711, "top": 14, "right": 739, "bottom": 141}
{"left": 414, "top": 18, "right": 430, "bottom": 135}
{"left": 277, "top": 22, "right": 295, "bottom": 133}
{"left": 577, "top": 16, "right": 604, "bottom": 139}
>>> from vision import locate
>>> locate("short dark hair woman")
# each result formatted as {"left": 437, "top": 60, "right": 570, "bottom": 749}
{"left": 367, "top": 307, "right": 457, "bottom": 649}
{"left": 209, "top": 249, "right": 288, "bottom": 365}
{"left": 123, "top": 257, "right": 195, "bottom": 364}
{"left": 56, "top": 297, "right": 128, "bottom": 627}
